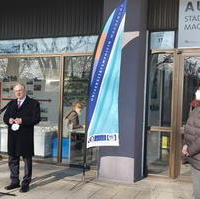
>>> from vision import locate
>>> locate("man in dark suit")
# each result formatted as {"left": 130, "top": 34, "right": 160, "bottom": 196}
{"left": 3, "top": 83, "right": 40, "bottom": 193}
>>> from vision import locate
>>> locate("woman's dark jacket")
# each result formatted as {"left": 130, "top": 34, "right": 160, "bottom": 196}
{"left": 3, "top": 96, "right": 41, "bottom": 157}
{"left": 184, "top": 106, "right": 200, "bottom": 170}
{"left": 65, "top": 110, "right": 82, "bottom": 129}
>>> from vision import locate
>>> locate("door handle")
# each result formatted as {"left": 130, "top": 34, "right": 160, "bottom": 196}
{"left": 149, "top": 126, "right": 172, "bottom": 133}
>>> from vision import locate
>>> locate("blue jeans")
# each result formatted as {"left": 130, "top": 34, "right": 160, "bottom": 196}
{"left": 191, "top": 166, "right": 200, "bottom": 199}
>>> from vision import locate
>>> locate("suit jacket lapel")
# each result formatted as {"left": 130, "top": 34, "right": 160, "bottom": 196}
{"left": 13, "top": 99, "right": 18, "bottom": 111}
{"left": 18, "top": 96, "right": 30, "bottom": 110}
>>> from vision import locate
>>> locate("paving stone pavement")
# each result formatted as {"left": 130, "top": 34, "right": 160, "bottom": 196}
{"left": 0, "top": 160, "right": 194, "bottom": 199}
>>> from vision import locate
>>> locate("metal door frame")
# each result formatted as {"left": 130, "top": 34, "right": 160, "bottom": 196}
{"left": 175, "top": 49, "right": 200, "bottom": 178}
{"left": 149, "top": 48, "right": 200, "bottom": 178}
{"left": 149, "top": 49, "right": 177, "bottom": 178}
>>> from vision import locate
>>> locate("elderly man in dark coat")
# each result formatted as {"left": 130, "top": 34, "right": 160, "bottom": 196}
{"left": 3, "top": 83, "right": 40, "bottom": 193}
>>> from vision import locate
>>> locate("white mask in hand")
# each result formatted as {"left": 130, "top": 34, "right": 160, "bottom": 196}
{"left": 11, "top": 123, "right": 20, "bottom": 131}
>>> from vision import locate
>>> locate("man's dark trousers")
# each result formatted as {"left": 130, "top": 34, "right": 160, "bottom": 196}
{"left": 8, "top": 155, "right": 32, "bottom": 186}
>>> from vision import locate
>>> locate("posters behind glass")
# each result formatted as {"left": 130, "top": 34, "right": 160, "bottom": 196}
{"left": 0, "top": 78, "right": 58, "bottom": 123}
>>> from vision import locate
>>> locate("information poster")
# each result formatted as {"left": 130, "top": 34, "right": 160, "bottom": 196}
{"left": 150, "top": 32, "right": 175, "bottom": 50}
{"left": 0, "top": 77, "right": 58, "bottom": 122}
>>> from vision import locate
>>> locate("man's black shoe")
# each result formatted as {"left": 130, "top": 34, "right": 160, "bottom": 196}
{"left": 19, "top": 185, "right": 29, "bottom": 193}
{"left": 4, "top": 184, "right": 20, "bottom": 190}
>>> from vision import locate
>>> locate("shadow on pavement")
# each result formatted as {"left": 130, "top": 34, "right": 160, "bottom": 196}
{"left": 30, "top": 167, "right": 95, "bottom": 190}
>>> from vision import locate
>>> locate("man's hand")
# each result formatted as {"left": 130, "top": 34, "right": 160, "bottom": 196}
{"left": 14, "top": 118, "right": 22, "bottom": 125}
{"left": 182, "top": 144, "right": 190, "bottom": 156}
{"left": 9, "top": 118, "right": 15, "bottom": 124}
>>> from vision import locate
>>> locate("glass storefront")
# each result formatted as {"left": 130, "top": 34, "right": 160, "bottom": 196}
{"left": 0, "top": 36, "right": 98, "bottom": 167}
{"left": 0, "top": 56, "right": 60, "bottom": 163}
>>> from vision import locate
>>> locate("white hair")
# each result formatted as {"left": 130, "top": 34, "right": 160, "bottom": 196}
{"left": 13, "top": 83, "right": 26, "bottom": 90}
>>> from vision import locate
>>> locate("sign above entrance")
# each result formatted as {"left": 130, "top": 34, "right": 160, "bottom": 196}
{"left": 150, "top": 32, "right": 175, "bottom": 50}
{"left": 178, "top": 0, "right": 200, "bottom": 48}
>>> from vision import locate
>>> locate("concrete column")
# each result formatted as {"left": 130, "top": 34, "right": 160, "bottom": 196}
{"left": 98, "top": 0, "right": 148, "bottom": 182}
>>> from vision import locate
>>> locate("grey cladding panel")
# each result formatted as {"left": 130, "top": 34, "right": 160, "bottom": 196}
{"left": 0, "top": 0, "right": 103, "bottom": 40}
{"left": 148, "top": 0, "right": 179, "bottom": 30}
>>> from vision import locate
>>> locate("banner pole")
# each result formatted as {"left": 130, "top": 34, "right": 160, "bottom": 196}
{"left": 82, "top": 30, "right": 102, "bottom": 182}
{"left": 82, "top": 126, "right": 88, "bottom": 182}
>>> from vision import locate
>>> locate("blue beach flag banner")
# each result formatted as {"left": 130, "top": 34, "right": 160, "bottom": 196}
{"left": 87, "top": 1, "right": 127, "bottom": 148}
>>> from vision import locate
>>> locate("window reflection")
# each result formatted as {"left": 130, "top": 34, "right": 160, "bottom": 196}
{"left": 146, "top": 53, "right": 173, "bottom": 176}
{"left": 0, "top": 55, "right": 97, "bottom": 166}
{"left": 0, "top": 36, "right": 98, "bottom": 54}
{"left": 0, "top": 57, "right": 60, "bottom": 163}
{"left": 147, "top": 131, "right": 170, "bottom": 175}
{"left": 62, "top": 56, "right": 96, "bottom": 165}
{"left": 148, "top": 53, "right": 173, "bottom": 127}
{"left": 182, "top": 57, "right": 200, "bottom": 124}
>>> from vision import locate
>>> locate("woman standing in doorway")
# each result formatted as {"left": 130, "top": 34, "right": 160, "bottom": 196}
{"left": 65, "top": 102, "right": 85, "bottom": 129}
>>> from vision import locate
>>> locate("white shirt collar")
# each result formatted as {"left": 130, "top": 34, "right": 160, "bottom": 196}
{"left": 18, "top": 96, "right": 26, "bottom": 105}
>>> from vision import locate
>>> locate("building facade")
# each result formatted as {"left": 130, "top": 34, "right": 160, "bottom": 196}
{"left": 0, "top": 0, "right": 197, "bottom": 182}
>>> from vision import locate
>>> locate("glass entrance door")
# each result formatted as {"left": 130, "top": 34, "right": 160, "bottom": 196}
{"left": 146, "top": 49, "right": 200, "bottom": 179}
{"left": 146, "top": 51, "right": 174, "bottom": 176}
{"left": 178, "top": 51, "right": 200, "bottom": 178}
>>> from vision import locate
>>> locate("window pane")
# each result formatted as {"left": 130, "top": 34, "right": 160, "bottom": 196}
{"left": 0, "top": 36, "right": 98, "bottom": 54}
{"left": 147, "top": 53, "right": 173, "bottom": 127}
{"left": 62, "top": 56, "right": 96, "bottom": 166}
{"left": 147, "top": 131, "right": 170, "bottom": 175}
{"left": 182, "top": 57, "right": 200, "bottom": 125}
{"left": 0, "top": 57, "right": 60, "bottom": 163}
{"left": 180, "top": 56, "right": 200, "bottom": 177}
{"left": 146, "top": 53, "right": 173, "bottom": 175}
